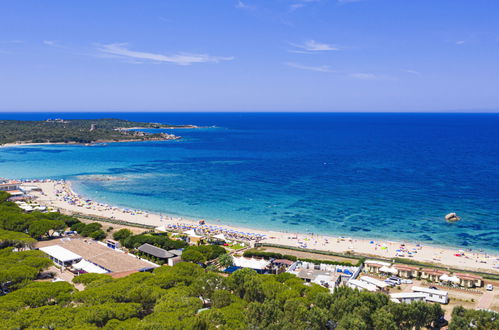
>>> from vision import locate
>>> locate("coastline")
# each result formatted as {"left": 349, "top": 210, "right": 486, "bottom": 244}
{"left": 30, "top": 179, "right": 499, "bottom": 274}
{"left": 0, "top": 136, "right": 180, "bottom": 148}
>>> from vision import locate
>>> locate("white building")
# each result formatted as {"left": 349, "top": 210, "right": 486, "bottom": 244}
{"left": 347, "top": 279, "right": 377, "bottom": 292}
{"left": 390, "top": 292, "right": 428, "bottom": 304}
{"left": 359, "top": 276, "right": 389, "bottom": 290}
{"left": 39, "top": 245, "right": 82, "bottom": 267}
{"left": 412, "top": 286, "right": 449, "bottom": 304}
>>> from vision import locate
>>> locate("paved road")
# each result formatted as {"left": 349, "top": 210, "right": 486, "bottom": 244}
{"left": 476, "top": 290, "right": 495, "bottom": 310}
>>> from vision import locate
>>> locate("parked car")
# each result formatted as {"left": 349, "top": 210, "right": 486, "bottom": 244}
{"left": 384, "top": 279, "right": 397, "bottom": 287}
{"left": 429, "top": 286, "right": 438, "bottom": 290}
{"left": 389, "top": 276, "right": 402, "bottom": 285}
{"left": 401, "top": 279, "right": 413, "bottom": 284}
{"left": 486, "top": 284, "right": 493, "bottom": 291}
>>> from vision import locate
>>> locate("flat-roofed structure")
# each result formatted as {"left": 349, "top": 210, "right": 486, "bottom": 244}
{"left": 412, "top": 286, "right": 449, "bottom": 304}
{"left": 36, "top": 238, "right": 155, "bottom": 273}
{"left": 347, "top": 279, "right": 377, "bottom": 292}
{"left": 359, "top": 276, "right": 389, "bottom": 290}
{"left": 39, "top": 245, "right": 82, "bottom": 267}
{"left": 390, "top": 292, "right": 428, "bottom": 304}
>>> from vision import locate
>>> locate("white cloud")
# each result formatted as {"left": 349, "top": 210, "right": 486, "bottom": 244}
{"left": 455, "top": 40, "right": 465, "bottom": 45}
{"left": 235, "top": 0, "right": 254, "bottom": 10}
{"left": 98, "top": 43, "right": 234, "bottom": 66}
{"left": 289, "top": 40, "right": 340, "bottom": 53}
{"left": 43, "top": 40, "right": 63, "bottom": 47}
{"left": 403, "top": 69, "right": 421, "bottom": 76}
{"left": 349, "top": 73, "right": 378, "bottom": 80}
{"left": 285, "top": 62, "right": 334, "bottom": 73}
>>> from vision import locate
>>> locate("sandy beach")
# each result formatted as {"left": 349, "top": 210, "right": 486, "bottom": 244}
{"left": 30, "top": 180, "right": 499, "bottom": 274}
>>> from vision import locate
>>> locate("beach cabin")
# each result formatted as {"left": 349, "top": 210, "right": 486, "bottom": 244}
{"left": 359, "top": 276, "right": 389, "bottom": 291}
{"left": 106, "top": 239, "right": 121, "bottom": 250}
{"left": 456, "top": 273, "right": 483, "bottom": 288}
{"left": 390, "top": 292, "right": 428, "bottom": 304}
{"left": 364, "top": 260, "right": 390, "bottom": 274}
{"left": 39, "top": 245, "right": 82, "bottom": 267}
{"left": 421, "top": 268, "right": 448, "bottom": 283}
{"left": 412, "top": 286, "right": 449, "bottom": 304}
{"left": 394, "top": 264, "right": 420, "bottom": 278}
{"left": 184, "top": 229, "right": 203, "bottom": 244}
{"left": 347, "top": 279, "right": 377, "bottom": 292}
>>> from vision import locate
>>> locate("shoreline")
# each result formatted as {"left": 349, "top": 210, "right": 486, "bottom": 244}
{"left": 28, "top": 179, "right": 499, "bottom": 274}
{"left": 0, "top": 136, "right": 180, "bottom": 148}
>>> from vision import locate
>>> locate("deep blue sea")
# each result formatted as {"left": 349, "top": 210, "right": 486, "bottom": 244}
{"left": 0, "top": 112, "right": 498, "bottom": 251}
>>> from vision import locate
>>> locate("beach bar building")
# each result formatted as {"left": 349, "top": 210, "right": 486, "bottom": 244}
{"left": 455, "top": 273, "right": 483, "bottom": 288}
{"left": 0, "top": 179, "right": 21, "bottom": 192}
{"left": 412, "top": 286, "right": 449, "bottom": 304}
{"left": 39, "top": 245, "right": 82, "bottom": 267}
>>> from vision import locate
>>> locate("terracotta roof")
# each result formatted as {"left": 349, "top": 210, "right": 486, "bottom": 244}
{"left": 422, "top": 268, "right": 448, "bottom": 276}
{"left": 394, "top": 264, "right": 418, "bottom": 271}
{"left": 109, "top": 270, "right": 138, "bottom": 278}
{"left": 365, "top": 262, "right": 384, "bottom": 267}
{"left": 456, "top": 273, "right": 482, "bottom": 280}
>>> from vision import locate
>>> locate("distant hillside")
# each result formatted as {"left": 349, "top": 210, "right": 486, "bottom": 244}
{"left": 0, "top": 118, "right": 194, "bottom": 145}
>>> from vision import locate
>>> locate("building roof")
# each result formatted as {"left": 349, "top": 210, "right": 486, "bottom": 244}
{"left": 394, "top": 264, "right": 419, "bottom": 271}
{"left": 168, "top": 249, "right": 183, "bottom": 256}
{"left": 422, "top": 268, "right": 448, "bottom": 276}
{"left": 233, "top": 256, "right": 270, "bottom": 270}
{"left": 412, "top": 286, "right": 448, "bottom": 296}
{"left": 455, "top": 273, "right": 483, "bottom": 280}
{"left": 73, "top": 259, "right": 109, "bottom": 274}
{"left": 348, "top": 279, "right": 377, "bottom": 292}
{"left": 39, "top": 245, "right": 82, "bottom": 262}
{"left": 365, "top": 259, "right": 391, "bottom": 267}
{"left": 360, "top": 276, "right": 389, "bottom": 288}
{"left": 390, "top": 292, "right": 427, "bottom": 299}
{"left": 138, "top": 243, "right": 174, "bottom": 259}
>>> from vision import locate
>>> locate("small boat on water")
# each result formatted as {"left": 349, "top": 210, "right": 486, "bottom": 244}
{"left": 445, "top": 212, "right": 461, "bottom": 222}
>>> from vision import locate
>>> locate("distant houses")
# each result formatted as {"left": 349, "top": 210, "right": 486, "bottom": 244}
{"left": 363, "top": 259, "right": 484, "bottom": 288}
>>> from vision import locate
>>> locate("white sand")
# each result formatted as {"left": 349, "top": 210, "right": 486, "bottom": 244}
{"left": 31, "top": 180, "right": 498, "bottom": 274}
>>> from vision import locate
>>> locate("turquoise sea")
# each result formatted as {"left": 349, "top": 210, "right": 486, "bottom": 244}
{"left": 0, "top": 113, "right": 498, "bottom": 252}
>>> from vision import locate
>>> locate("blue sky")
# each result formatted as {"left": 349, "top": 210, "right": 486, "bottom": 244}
{"left": 1, "top": 0, "right": 498, "bottom": 112}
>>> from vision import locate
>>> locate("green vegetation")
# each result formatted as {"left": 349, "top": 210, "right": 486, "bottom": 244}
{"left": 112, "top": 228, "right": 133, "bottom": 242}
{"left": 0, "top": 192, "right": 80, "bottom": 241}
{"left": 2, "top": 261, "right": 471, "bottom": 329}
{"left": 0, "top": 191, "right": 496, "bottom": 329}
{"left": 0, "top": 118, "right": 190, "bottom": 145}
{"left": 181, "top": 245, "right": 227, "bottom": 264}
{"left": 122, "top": 233, "right": 187, "bottom": 251}
{"left": 70, "top": 222, "right": 106, "bottom": 240}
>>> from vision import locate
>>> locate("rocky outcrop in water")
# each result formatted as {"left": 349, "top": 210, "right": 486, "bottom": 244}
{"left": 445, "top": 212, "right": 461, "bottom": 222}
